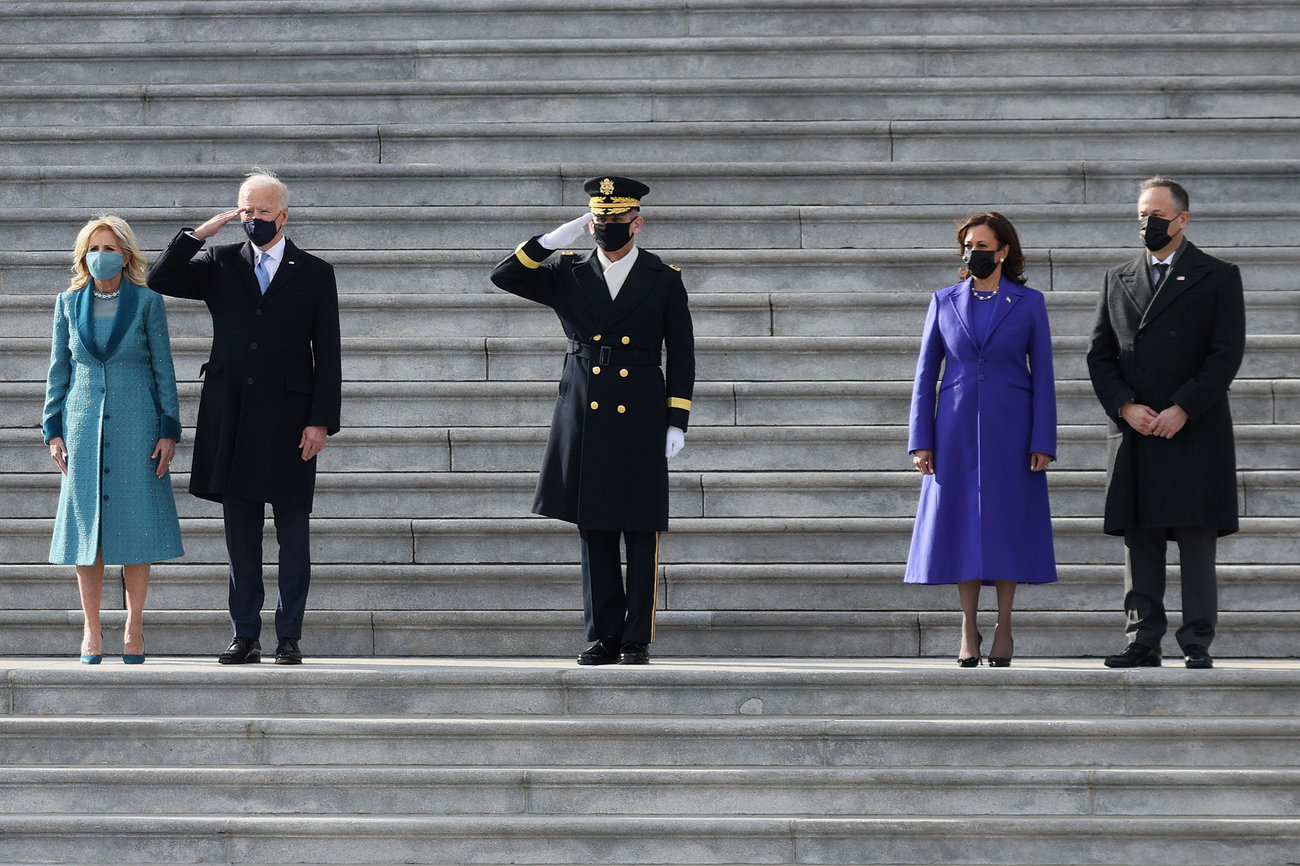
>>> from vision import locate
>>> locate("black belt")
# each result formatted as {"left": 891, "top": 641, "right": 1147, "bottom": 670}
{"left": 567, "top": 340, "right": 661, "bottom": 367}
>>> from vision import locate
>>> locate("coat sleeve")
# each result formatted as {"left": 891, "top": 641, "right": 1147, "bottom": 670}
{"left": 42, "top": 294, "right": 72, "bottom": 443}
{"left": 489, "top": 236, "right": 560, "bottom": 306}
{"left": 308, "top": 261, "right": 343, "bottom": 435}
{"left": 1170, "top": 263, "right": 1246, "bottom": 421}
{"left": 1027, "top": 291, "right": 1057, "bottom": 459}
{"left": 664, "top": 268, "right": 695, "bottom": 431}
{"left": 1086, "top": 275, "right": 1135, "bottom": 420}
{"left": 143, "top": 292, "right": 183, "bottom": 441}
{"left": 907, "top": 295, "right": 944, "bottom": 453}
{"left": 145, "top": 230, "right": 215, "bottom": 301}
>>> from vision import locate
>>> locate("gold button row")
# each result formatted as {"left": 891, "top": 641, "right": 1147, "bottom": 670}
{"left": 591, "top": 367, "right": 630, "bottom": 377}
{"left": 590, "top": 334, "right": 632, "bottom": 345}
{"left": 589, "top": 401, "right": 627, "bottom": 413}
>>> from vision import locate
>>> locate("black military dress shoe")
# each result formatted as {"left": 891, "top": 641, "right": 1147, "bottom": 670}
{"left": 274, "top": 637, "right": 303, "bottom": 665}
{"left": 1182, "top": 644, "right": 1214, "bottom": 669}
{"left": 577, "top": 636, "right": 621, "bottom": 666}
{"left": 619, "top": 641, "right": 650, "bottom": 665}
{"left": 218, "top": 637, "right": 262, "bottom": 665}
{"left": 1103, "top": 642, "right": 1162, "bottom": 668}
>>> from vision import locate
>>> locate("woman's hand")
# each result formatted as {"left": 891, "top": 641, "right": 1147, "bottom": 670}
{"left": 153, "top": 438, "right": 176, "bottom": 478}
{"left": 912, "top": 449, "right": 934, "bottom": 475}
{"left": 49, "top": 437, "right": 68, "bottom": 474}
{"left": 1030, "top": 452, "right": 1052, "bottom": 472}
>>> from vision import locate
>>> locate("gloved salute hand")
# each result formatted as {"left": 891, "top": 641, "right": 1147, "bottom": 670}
{"left": 540, "top": 213, "right": 595, "bottom": 250}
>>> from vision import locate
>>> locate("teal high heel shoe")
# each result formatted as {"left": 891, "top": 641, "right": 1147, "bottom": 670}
{"left": 79, "top": 653, "right": 102, "bottom": 664}
{"left": 122, "top": 653, "right": 146, "bottom": 664}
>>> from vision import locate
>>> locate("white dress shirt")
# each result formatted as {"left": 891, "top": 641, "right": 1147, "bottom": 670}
{"left": 256, "top": 236, "right": 287, "bottom": 283}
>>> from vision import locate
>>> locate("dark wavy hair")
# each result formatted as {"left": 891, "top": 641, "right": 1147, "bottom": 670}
{"left": 956, "top": 211, "right": 1027, "bottom": 285}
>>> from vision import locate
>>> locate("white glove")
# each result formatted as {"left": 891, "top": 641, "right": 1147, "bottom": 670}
{"left": 665, "top": 426, "right": 685, "bottom": 459}
{"left": 539, "top": 213, "right": 594, "bottom": 250}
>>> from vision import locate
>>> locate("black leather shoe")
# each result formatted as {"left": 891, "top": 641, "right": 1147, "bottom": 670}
{"left": 1183, "top": 644, "right": 1214, "bottom": 669}
{"left": 1103, "top": 642, "right": 1161, "bottom": 668}
{"left": 619, "top": 641, "right": 650, "bottom": 665}
{"left": 274, "top": 637, "right": 303, "bottom": 665}
{"left": 577, "top": 636, "right": 621, "bottom": 666}
{"left": 218, "top": 637, "right": 261, "bottom": 665}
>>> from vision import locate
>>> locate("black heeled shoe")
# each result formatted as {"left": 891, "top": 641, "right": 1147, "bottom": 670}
{"left": 958, "top": 632, "right": 983, "bottom": 667}
{"left": 989, "top": 630, "right": 1014, "bottom": 667}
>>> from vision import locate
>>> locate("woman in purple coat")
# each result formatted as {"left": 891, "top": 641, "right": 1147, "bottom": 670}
{"left": 906, "top": 212, "right": 1057, "bottom": 667}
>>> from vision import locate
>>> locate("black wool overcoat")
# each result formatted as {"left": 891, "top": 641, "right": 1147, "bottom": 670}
{"left": 147, "top": 231, "right": 342, "bottom": 511}
{"left": 492, "top": 240, "right": 695, "bottom": 531}
{"left": 1086, "top": 241, "right": 1245, "bottom": 536}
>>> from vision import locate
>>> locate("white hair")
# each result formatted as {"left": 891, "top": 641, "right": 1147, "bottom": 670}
{"left": 240, "top": 169, "right": 290, "bottom": 208}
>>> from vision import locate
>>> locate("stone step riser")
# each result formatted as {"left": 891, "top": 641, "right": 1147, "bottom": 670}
{"left": 3, "top": 766, "right": 1296, "bottom": 817}
{"left": 0, "top": 814, "right": 1295, "bottom": 866}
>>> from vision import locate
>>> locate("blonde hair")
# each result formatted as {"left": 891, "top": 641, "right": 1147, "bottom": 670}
{"left": 240, "top": 168, "right": 290, "bottom": 208}
{"left": 68, "top": 214, "right": 147, "bottom": 291}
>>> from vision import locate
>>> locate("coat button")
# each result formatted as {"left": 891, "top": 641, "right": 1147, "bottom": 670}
{"left": 978, "top": 358, "right": 987, "bottom": 365}
{"left": 103, "top": 467, "right": 110, "bottom": 474}
{"left": 255, "top": 309, "right": 264, "bottom": 316}
{"left": 1169, "top": 330, "right": 1177, "bottom": 337}
{"left": 620, "top": 369, "right": 628, "bottom": 377}
{"left": 592, "top": 366, "right": 601, "bottom": 375}
{"left": 250, "top": 342, "right": 258, "bottom": 350}
{"left": 102, "top": 494, "right": 110, "bottom": 501}
{"left": 590, "top": 401, "right": 599, "bottom": 410}
{"left": 621, "top": 336, "right": 630, "bottom": 345}
{"left": 617, "top": 405, "right": 626, "bottom": 413}
{"left": 978, "top": 375, "right": 986, "bottom": 381}
{"left": 592, "top": 334, "right": 601, "bottom": 342}
{"left": 247, "top": 377, "right": 255, "bottom": 385}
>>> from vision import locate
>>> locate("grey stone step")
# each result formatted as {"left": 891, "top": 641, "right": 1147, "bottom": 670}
{"left": 4, "top": 515, "right": 1299, "bottom": 568}
{"left": 5, "top": 658, "right": 1300, "bottom": 717}
{"left": 6, "top": 245, "right": 1296, "bottom": 298}
{"left": 7, "top": 468, "right": 1299, "bottom": 521}
{"left": 4, "top": 764, "right": 1298, "bottom": 817}
{"left": 4, "top": 0, "right": 1297, "bottom": 42}
{"left": 3, "top": 74, "right": 1297, "bottom": 129}
{"left": 9, "top": 560, "right": 1300, "bottom": 615}
{"left": 5, "top": 607, "right": 1300, "bottom": 659}
{"left": 2, "top": 202, "right": 1295, "bottom": 252}
{"left": 4, "top": 711, "right": 1300, "bottom": 766}
{"left": 2, "top": 378, "right": 1295, "bottom": 431}
{"left": 8, "top": 34, "right": 1300, "bottom": 86}
{"left": 11, "top": 159, "right": 1300, "bottom": 207}
{"left": 0, "top": 813, "right": 1296, "bottom": 865}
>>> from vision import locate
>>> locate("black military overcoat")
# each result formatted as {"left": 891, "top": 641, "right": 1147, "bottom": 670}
{"left": 147, "top": 231, "right": 342, "bottom": 511}
{"left": 492, "top": 239, "right": 695, "bottom": 531}
{"left": 1087, "top": 241, "right": 1245, "bottom": 536}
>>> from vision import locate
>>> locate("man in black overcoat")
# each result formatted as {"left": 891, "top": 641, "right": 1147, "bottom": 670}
{"left": 1087, "top": 177, "right": 1245, "bottom": 669}
{"left": 147, "top": 171, "right": 342, "bottom": 666}
{"left": 491, "top": 176, "right": 695, "bottom": 665}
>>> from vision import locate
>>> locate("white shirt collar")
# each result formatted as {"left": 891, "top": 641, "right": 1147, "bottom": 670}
{"left": 256, "top": 235, "right": 287, "bottom": 265}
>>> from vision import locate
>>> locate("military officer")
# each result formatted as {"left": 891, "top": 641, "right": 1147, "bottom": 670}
{"left": 491, "top": 176, "right": 695, "bottom": 665}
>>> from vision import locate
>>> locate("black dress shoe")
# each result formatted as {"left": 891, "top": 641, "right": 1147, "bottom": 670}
{"left": 218, "top": 637, "right": 261, "bottom": 665}
{"left": 618, "top": 641, "right": 650, "bottom": 665}
{"left": 1103, "top": 642, "right": 1161, "bottom": 668}
{"left": 1182, "top": 644, "right": 1214, "bottom": 669}
{"left": 274, "top": 637, "right": 303, "bottom": 665}
{"left": 577, "top": 636, "right": 621, "bottom": 666}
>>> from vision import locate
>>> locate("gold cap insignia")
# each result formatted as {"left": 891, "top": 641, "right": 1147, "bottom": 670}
{"left": 599, "top": 177, "right": 615, "bottom": 196}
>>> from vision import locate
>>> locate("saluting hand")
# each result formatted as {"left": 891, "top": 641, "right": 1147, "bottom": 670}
{"left": 540, "top": 213, "right": 594, "bottom": 250}
{"left": 192, "top": 208, "right": 244, "bottom": 240}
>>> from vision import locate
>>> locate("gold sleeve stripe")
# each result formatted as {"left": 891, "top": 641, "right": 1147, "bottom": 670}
{"left": 668, "top": 397, "right": 692, "bottom": 411}
{"left": 514, "top": 242, "right": 544, "bottom": 270}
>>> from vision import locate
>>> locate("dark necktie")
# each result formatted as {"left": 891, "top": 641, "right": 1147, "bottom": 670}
{"left": 1152, "top": 262, "right": 1169, "bottom": 288}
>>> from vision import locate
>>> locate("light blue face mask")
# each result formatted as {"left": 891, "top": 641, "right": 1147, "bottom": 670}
{"left": 86, "top": 251, "right": 124, "bottom": 281}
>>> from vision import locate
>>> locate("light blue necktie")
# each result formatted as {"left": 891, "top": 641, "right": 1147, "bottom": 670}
{"left": 255, "top": 254, "right": 271, "bottom": 294}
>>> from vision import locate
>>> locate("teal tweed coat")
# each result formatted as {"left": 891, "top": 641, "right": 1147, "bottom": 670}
{"left": 43, "top": 281, "right": 184, "bottom": 565}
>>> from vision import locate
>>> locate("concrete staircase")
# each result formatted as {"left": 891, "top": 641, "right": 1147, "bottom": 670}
{"left": 1, "top": 0, "right": 1298, "bottom": 863}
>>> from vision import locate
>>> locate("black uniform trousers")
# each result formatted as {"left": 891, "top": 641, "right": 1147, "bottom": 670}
{"left": 1123, "top": 525, "right": 1217, "bottom": 651}
{"left": 223, "top": 495, "right": 312, "bottom": 641}
{"left": 579, "top": 528, "right": 659, "bottom": 644}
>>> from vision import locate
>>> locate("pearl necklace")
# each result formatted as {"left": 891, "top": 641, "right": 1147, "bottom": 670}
{"left": 92, "top": 288, "right": 121, "bottom": 300}
{"left": 971, "top": 286, "right": 998, "bottom": 302}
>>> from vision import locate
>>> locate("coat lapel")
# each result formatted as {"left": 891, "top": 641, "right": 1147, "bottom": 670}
{"left": 71, "top": 284, "right": 96, "bottom": 358}
{"left": 601, "top": 249, "right": 657, "bottom": 328}
{"left": 949, "top": 280, "right": 979, "bottom": 350}
{"left": 261, "top": 238, "right": 300, "bottom": 301}
{"left": 239, "top": 241, "right": 264, "bottom": 297}
{"left": 980, "top": 277, "right": 1023, "bottom": 349}
{"left": 71, "top": 280, "right": 139, "bottom": 361}
{"left": 574, "top": 250, "right": 613, "bottom": 317}
{"left": 1141, "top": 241, "right": 1207, "bottom": 327}
{"left": 101, "top": 280, "right": 139, "bottom": 360}
{"left": 1115, "top": 254, "right": 1154, "bottom": 317}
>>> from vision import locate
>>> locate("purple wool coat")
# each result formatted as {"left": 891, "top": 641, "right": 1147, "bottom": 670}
{"left": 905, "top": 277, "right": 1058, "bottom": 585}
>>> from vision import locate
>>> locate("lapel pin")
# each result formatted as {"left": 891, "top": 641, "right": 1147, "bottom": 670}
{"left": 1176, "top": 275, "right": 1184, "bottom": 281}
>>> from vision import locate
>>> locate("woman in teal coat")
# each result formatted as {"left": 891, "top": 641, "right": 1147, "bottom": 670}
{"left": 43, "top": 215, "right": 184, "bottom": 664}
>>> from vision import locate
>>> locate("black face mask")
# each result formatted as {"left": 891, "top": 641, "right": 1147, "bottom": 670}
{"left": 963, "top": 249, "right": 999, "bottom": 280}
{"left": 592, "top": 219, "right": 634, "bottom": 251}
{"left": 243, "top": 217, "right": 280, "bottom": 246}
{"left": 1139, "top": 214, "right": 1180, "bottom": 251}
